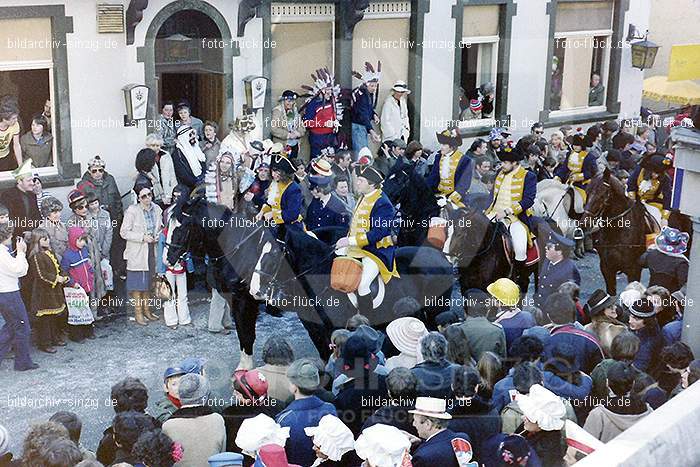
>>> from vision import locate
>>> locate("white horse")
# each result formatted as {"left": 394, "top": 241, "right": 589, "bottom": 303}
{"left": 533, "top": 179, "right": 577, "bottom": 238}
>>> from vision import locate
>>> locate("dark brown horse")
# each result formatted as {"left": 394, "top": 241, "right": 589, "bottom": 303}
{"left": 582, "top": 169, "right": 648, "bottom": 294}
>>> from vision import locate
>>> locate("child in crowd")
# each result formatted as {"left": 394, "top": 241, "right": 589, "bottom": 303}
{"left": 38, "top": 197, "right": 68, "bottom": 262}
{"left": 152, "top": 366, "right": 187, "bottom": 423}
{"left": 27, "top": 227, "right": 70, "bottom": 353}
{"left": 158, "top": 185, "right": 193, "bottom": 330}
{"left": 61, "top": 226, "right": 96, "bottom": 341}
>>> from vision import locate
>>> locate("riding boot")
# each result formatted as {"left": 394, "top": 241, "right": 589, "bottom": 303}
{"left": 513, "top": 260, "right": 530, "bottom": 296}
{"left": 357, "top": 293, "right": 374, "bottom": 314}
{"left": 132, "top": 292, "right": 148, "bottom": 326}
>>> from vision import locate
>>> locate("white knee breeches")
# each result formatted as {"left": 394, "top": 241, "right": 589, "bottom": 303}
{"left": 358, "top": 257, "right": 380, "bottom": 297}
{"left": 508, "top": 221, "right": 528, "bottom": 261}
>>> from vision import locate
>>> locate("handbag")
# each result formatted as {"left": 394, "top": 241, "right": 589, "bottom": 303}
{"left": 152, "top": 275, "right": 173, "bottom": 301}
{"left": 64, "top": 286, "right": 94, "bottom": 325}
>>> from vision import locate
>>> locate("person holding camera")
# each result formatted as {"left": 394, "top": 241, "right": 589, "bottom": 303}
{"left": 0, "top": 223, "right": 38, "bottom": 371}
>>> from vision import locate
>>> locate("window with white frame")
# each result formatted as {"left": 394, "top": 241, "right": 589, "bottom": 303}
{"left": 459, "top": 5, "right": 499, "bottom": 126}
{"left": 0, "top": 17, "right": 56, "bottom": 177}
{"left": 550, "top": 1, "right": 613, "bottom": 113}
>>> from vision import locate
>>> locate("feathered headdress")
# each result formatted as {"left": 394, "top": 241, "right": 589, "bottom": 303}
{"left": 352, "top": 61, "right": 382, "bottom": 83}
{"left": 300, "top": 67, "right": 344, "bottom": 123}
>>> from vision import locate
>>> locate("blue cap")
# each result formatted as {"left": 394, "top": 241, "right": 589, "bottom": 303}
{"left": 179, "top": 357, "right": 206, "bottom": 375}
{"left": 163, "top": 366, "right": 186, "bottom": 381}
{"left": 209, "top": 452, "right": 244, "bottom": 466}
{"left": 546, "top": 231, "right": 575, "bottom": 249}
{"left": 309, "top": 175, "right": 332, "bottom": 189}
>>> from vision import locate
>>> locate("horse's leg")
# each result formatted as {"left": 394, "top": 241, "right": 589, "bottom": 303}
{"left": 298, "top": 317, "right": 333, "bottom": 361}
{"left": 231, "top": 290, "right": 259, "bottom": 369}
{"left": 601, "top": 259, "right": 617, "bottom": 295}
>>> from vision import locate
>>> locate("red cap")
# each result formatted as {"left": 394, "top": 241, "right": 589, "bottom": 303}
{"left": 233, "top": 369, "right": 269, "bottom": 401}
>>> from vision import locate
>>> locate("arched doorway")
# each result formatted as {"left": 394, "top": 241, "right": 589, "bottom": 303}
{"left": 138, "top": 0, "right": 238, "bottom": 129}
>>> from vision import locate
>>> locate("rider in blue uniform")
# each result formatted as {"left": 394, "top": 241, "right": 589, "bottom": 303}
{"left": 336, "top": 164, "right": 398, "bottom": 312}
{"left": 257, "top": 153, "right": 304, "bottom": 238}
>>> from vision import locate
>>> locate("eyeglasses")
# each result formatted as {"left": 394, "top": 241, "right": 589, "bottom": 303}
{"left": 90, "top": 168, "right": 104, "bottom": 174}
{"left": 545, "top": 243, "right": 556, "bottom": 250}
{"left": 140, "top": 193, "right": 153, "bottom": 199}
{"left": 535, "top": 130, "right": 544, "bottom": 135}
{"left": 75, "top": 203, "right": 88, "bottom": 210}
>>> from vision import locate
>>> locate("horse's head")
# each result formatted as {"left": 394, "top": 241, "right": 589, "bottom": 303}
{"left": 383, "top": 168, "right": 410, "bottom": 205}
{"left": 583, "top": 168, "right": 626, "bottom": 221}
{"left": 164, "top": 189, "right": 204, "bottom": 267}
{"left": 448, "top": 205, "right": 491, "bottom": 260}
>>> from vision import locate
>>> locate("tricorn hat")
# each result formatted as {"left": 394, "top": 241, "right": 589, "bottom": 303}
{"left": 355, "top": 164, "right": 384, "bottom": 186}
{"left": 271, "top": 154, "right": 296, "bottom": 175}
{"left": 436, "top": 128, "right": 462, "bottom": 148}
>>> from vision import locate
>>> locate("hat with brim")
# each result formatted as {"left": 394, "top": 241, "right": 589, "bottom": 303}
{"left": 304, "top": 415, "right": 355, "bottom": 462}
{"left": 392, "top": 138, "right": 407, "bottom": 150}
{"left": 392, "top": 81, "right": 411, "bottom": 94}
{"left": 386, "top": 317, "right": 427, "bottom": 357}
{"left": 355, "top": 165, "right": 384, "bottom": 185}
{"left": 311, "top": 158, "right": 334, "bottom": 177}
{"left": 436, "top": 129, "right": 462, "bottom": 147}
{"left": 309, "top": 175, "right": 333, "bottom": 190}
{"left": 585, "top": 289, "right": 616, "bottom": 316}
{"left": 546, "top": 231, "right": 575, "bottom": 250}
{"left": 286, "top": 358, "right": 320, "bottom": 391}
{"left": 516, "top": 384, "right": 566, "bottom": 431}
{"left": 487, "top": 278, "right": 520, "bottom": 307}
{"left": 235, "top": 414, "right": 290, "bottom": 458}
{"left": 163, "top": 366, "right": 187, "bottom": 382}
{"left": 497, "top": 147, "right": 524, "bottom": 162}
{"left": 271, "top": 154, "right": 296, "bottom": 175}
{"left": 409, "top": 396, "right": 452, "bottom": 420}
{"left": 12, "top": 159, "right": 34, "bottom": 181}
{"left": 571, "top": 134, "right": 591, "bottom": 148}
{"left": 628, "top": 298, "right": 657, "bottom": 319}
{"left": 643, "top": 154, "right": 671, "bottom": 174}
{"left": 655, "top": 226, "right": 689, "bottom": 256}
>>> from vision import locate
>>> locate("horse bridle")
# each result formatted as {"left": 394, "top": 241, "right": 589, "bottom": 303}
{"left": 582, "top": 180, "right": 635, "bottom": 234}
{"left": 165, "top": 212, "right": 267, "bottom": 266}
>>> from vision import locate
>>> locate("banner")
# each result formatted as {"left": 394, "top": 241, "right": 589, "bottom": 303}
{"left": 668, "top": 44, "right": 700, "bottom": 81}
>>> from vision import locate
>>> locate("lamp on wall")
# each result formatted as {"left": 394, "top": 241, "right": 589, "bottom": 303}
{"left": 626, "top": 24, "right": 659, "bottom": 70}
{"left": 243, "top": 75, "right": 268, "bottom": 110}
{"left": 123, "top": 83, "right": 149, "bottom": 126}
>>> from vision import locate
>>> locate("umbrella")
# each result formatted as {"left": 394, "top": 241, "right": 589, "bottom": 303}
{"left": 642, "top": 75, "right": 700, "bottom": 105}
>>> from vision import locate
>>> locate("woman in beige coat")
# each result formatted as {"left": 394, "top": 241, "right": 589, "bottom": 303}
{"left": 120, "top": 185, "right": 162, "bottom": 325}
{"left": 584, "top": 289, "right": 627, "bottom": 357}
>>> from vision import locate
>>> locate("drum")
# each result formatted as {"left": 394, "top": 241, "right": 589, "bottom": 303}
{"left": 331, "top": 256, "right": 363, "bottom": 293}
{"left": 427, "top": 217, "right": 448, "bottom": 249}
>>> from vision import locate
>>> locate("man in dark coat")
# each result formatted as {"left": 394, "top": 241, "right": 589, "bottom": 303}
{"left": 305, "top": 175, "right": 350, "bottom": 232}
{"left": 534, "top": 231, "right": 581, "bottom": 308}
{"left": 449, "top": 367, "right": 501, "bottom": 463}
{"left": 411, "top": 332, "right": 460, "bottom": 398}
{"left": 543, "top": 293, "right": 604, "bottom": 374}
{"left": 410, "top": 397, "right": 474, "bottom": 467}
{"left": 1, "top": 159, "right": 41, "bottom": 238}
{"left": 362, "top": 367, "right": 419, "bottom": 436}
{"left": 171, "top": 125, "right": 206, "bottom": 191}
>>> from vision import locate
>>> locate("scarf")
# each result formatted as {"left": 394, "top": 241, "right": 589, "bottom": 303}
{"left": 175, "top": 126, "right": 205, "bottom": 178}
